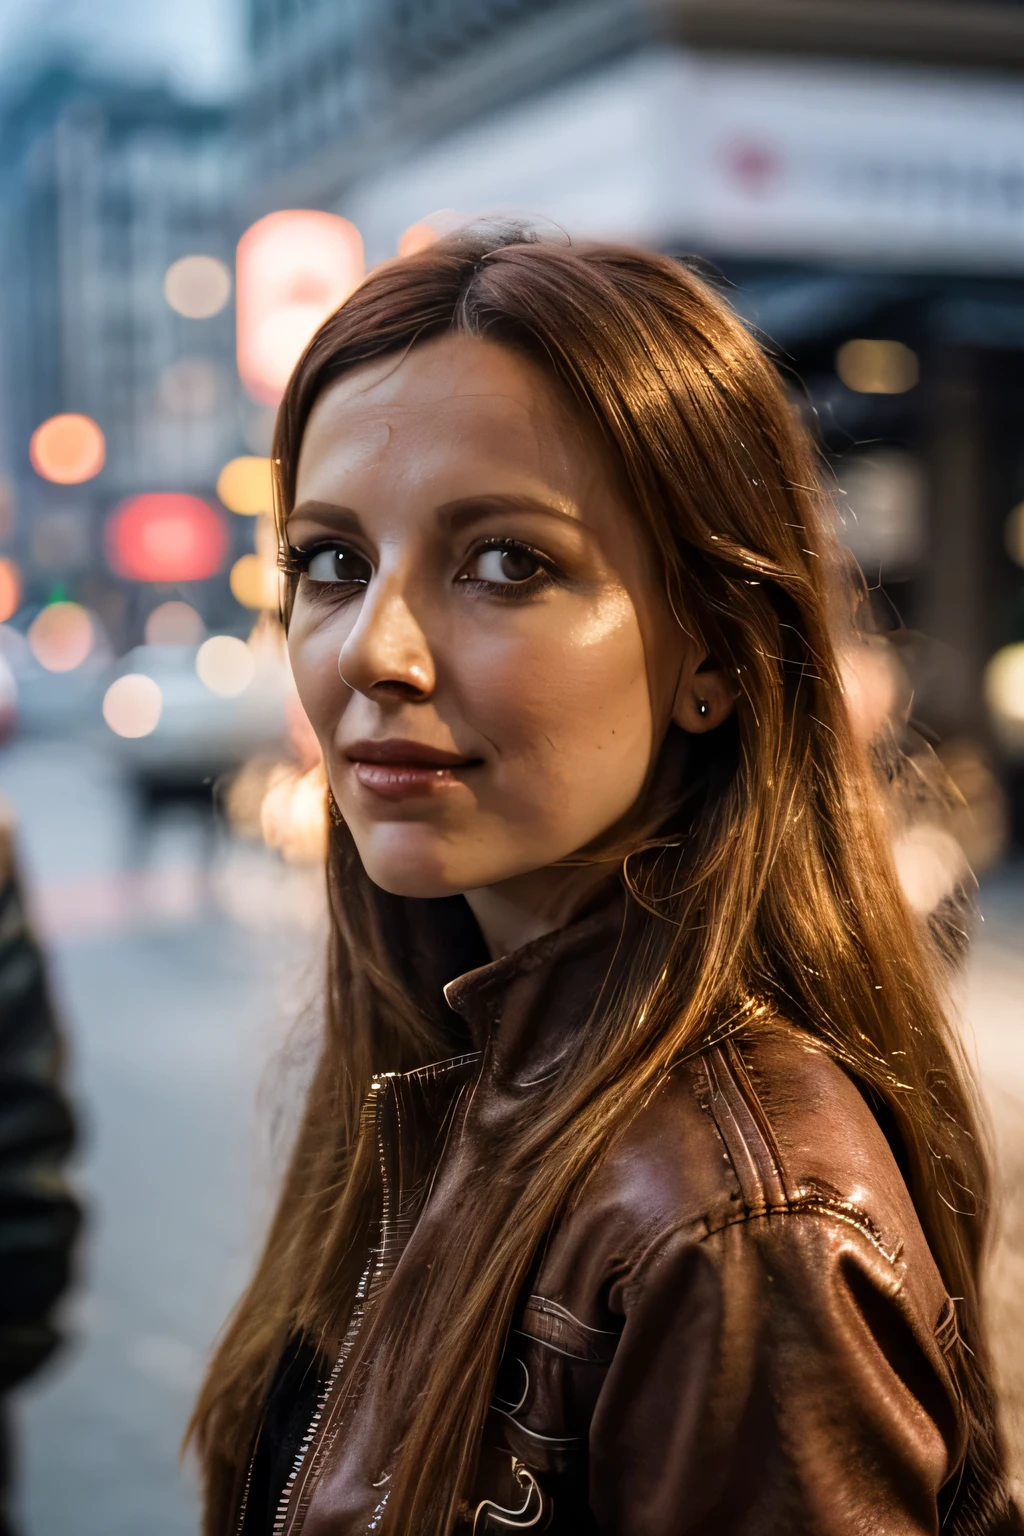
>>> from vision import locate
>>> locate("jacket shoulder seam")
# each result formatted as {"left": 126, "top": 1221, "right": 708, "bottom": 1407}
{"left": 694, "top": 1036, "right": 904, "bottom": 1266}
{"left": 621, "top": 1194, "right": 905, "bottom": 1309}
{"left": 699, "top": 1192, "right": 904, "bottom": 1265}
{"left": 699, "top": 1038, "right": 789, "bottom": 1215}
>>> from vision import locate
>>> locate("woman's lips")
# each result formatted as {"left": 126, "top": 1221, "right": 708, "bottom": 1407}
{"left": 351, "top": 762, "right": 467, "bottom": 799}
{"left": 344, "top": 739, "right": 482, "bottom": 802}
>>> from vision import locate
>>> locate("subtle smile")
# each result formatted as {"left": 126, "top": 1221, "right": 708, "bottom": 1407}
{"left": 344, "top": 739, "right": 484, "bottom": 801}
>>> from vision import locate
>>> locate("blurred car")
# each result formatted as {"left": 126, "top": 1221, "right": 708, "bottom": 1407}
{"left": 101, "top": 641, "right": 289, "bottom": 819}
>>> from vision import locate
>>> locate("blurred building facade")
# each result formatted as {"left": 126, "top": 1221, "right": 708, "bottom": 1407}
{"left": 242, "top": 0, "right": 643, "bottom": 213}
{"left": 0, "top": 65, "right": 245, "bottom": 640}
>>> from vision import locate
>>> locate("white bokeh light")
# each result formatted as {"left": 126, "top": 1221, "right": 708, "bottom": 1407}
{"left": 103, "top": 674, "right": 163, "bottom": 738}
{"left": 196, "top": 634, "right": 255, "bottom": 698}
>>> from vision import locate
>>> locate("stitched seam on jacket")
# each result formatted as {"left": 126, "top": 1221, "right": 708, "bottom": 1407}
{"left": 525, "top": 1294, "right": 619, "bottom": 1336}
{"left": 701, "top": 1196, "right": 904, "bottom": 1266}
{"left": 517, "top": 1297, "right": 620, "bottom": 1363}
{"left": 620, "top": 1197, "right": 905, "bottom": 1312}
{"left": 701, "top": 1049, "right": 767, "bottom": 1214}
{"left": 509, "top": 1327, "right": 614, "bottom": 1364}
{"left": 703, "top": 1042, "right": 792, "bottom": 1217}
{"left": 700, "top": 1042, "right": 900, "bottom": 1265}
{"left": 723, "top": 1038, "right": 788, "bottom": 1206}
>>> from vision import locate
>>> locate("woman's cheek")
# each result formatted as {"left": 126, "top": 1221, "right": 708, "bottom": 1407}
{"left": 465, "top": 601, "right": 653, "bottom": 809}
{"left": 287, "top": 616, "right": 348, "bottom": 749}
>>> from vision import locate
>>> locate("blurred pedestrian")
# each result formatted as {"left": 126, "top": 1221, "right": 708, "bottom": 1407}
{"left": 0, "top": 802, "right": 79, "bottom": 1534}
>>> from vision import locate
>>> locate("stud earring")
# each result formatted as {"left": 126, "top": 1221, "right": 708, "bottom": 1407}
{"left": 697, "top": 698, "right": 710, "bottom": 718}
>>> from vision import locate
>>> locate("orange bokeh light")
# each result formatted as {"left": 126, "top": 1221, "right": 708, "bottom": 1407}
{"left": 27, "top": 602, "right": 94, "bottom": 672}
{"left": 29, "top": 414, "right": 106, "bottom": 485}
{"left": 396, "top": 211, "right": 466, "bottom": 259}
{"left": 106, "top": 494, "right": 229, "bottom": 583}
{"left": 236, "top": 211, "right": 364, "bottom": 406}
{"left": 397, "top": 222, "right": 440, "bottom": 258}
{"left": 0, "top": 559, "right": 20, "bottom": 624}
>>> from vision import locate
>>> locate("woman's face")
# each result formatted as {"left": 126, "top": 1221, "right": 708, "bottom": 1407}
{"left": 287, "top": 333, "right": 713, "bottom": 900}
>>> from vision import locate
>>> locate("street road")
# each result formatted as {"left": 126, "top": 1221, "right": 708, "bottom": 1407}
{"left": 0, "top": 737, "right": 322, "bottom": 1536}
{"left": 0, "top": 736, "right": 1017, "bottom": 1534}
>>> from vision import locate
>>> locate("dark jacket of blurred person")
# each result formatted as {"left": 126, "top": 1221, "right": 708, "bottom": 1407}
{"left": 0, "top": 807, "right": 79, "bottom": 1525}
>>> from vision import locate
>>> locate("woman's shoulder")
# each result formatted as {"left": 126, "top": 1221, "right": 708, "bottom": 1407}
{"left": 576, "top": 1018, "right": 934, "bottom": 1281}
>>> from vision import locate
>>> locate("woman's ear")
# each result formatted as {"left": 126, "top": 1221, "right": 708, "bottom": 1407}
{"left": 671, "top": 653, "right": 737, "bottom": 734}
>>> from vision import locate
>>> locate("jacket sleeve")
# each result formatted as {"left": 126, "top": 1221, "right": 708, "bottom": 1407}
{"left": 0, "top": 824, "right": 80, "bottom": 1391}
{"left": 588, "top": 1208, "right": 963, "bottom": 1536}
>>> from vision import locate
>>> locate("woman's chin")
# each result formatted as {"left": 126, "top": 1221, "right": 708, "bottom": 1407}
{"left": 349, "top": 821, "right": 560, "bottom": 901}
{"left": 353, "top": 827, "right": 480, "bottom": 901}
{"left": 365, "top": 867, "right": 467, "bottom": 900}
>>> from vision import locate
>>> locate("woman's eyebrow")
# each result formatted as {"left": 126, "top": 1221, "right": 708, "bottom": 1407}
{"left": 289, "top": 500, "right": 364, "bottom": 535}
{"left": 441, "top": 494, "right": 581, "bottom": 534}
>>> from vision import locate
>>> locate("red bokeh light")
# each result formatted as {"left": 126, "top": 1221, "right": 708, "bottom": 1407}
{"left": 106, "top": 494, "right": 229, "bottom": 583}
{"left": 236, "top": 211, "right": 364, "bottom": 406}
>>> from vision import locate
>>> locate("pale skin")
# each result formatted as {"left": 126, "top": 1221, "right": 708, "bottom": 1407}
{"left": 287, "top": 334, "right": 735, "bottom": 960}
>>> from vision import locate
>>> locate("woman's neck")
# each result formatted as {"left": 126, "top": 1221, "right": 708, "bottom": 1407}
{"left": 463, "top": 861, "right": 618, "bottom": 961}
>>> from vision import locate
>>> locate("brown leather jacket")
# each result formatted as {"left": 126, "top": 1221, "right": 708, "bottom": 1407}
{"left": 252, "top": 897, "right": 1014, "bottom": 1536}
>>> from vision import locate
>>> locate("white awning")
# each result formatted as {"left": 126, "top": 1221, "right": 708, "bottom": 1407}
{"left": 341, "top": 46, "right": 1024, "bottom": 274}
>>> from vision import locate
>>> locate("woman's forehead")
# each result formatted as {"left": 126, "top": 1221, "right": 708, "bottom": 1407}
{"left": 295, "top": 334, "right": 591, "bottom": 500}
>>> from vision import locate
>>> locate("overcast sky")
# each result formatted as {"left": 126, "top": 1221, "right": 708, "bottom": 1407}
{"left": 0, "top": 0, "right": 245, "bottom": 99}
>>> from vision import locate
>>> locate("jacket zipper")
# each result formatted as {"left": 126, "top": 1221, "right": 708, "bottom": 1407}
{"left": 233, "top": 1430, "right": 259, "bottom": 1536}
{"left": 272, "top": 1073, "right": 396, "bottom": 1536}
{"left": 270, "top": 1260, "right": 373, "bottom": 1536}
{"left": 237, "top": 1055, "right": 478, "bottom": 1536}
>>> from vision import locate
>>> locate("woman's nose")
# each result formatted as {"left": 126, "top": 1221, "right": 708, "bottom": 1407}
{"left": 337, "top": 580, "right": 436, "bottom": 701}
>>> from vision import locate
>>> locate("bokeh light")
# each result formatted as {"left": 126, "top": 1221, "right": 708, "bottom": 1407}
{"left": 836, "top": 339, "right": 919, "bottom": 394}
{"left": 838, "top": 639, "right": 902, "bottom": 745}
{"left": 892, "top": 823, "right": 968, "bottom": 917}
{"left": 27, "top": 601, "right": 94, "bottom": 672}
{"left": 163, "top": 255, "right": 231, "bottom": 319}
{"left": 984, "top": 643, "right": 1024, "bottom": 724}
{"left": 29, "top": 414, "right": 106, "bottom": 484}
{"left": 196, "top": 634, "right": 254, "bottom": 697}
{"left": 397, "top": 222, "right": 439, "bottom": 258}
{"left": 106, "top": 494, "right": 229, "bottom": 582}
{"left": 0, "top": 559, "right": 21, "bottom": 624}
{"left": 397, "top": 210, "right": 465, "bottom": 257}
{"left": 939, "top": 740, "right": 1009, "bottom": 875}
{"left": 144, "top": 600, "right": 205, "bottom": 647}
{"left": 217, "top": 456, "right": 273, "bottom": 514}
{"left": 260, "top": 762, "right": 328, "bottom": 863}
{"left": 236, "top": 211, "right": 364, "bottom": 405}
{"left": 1004, "top": 503, "right": 1024, "bottom": 569}
{"left": 230, "top": 553, "right": 278, "bottom": 610}
{"left": 102, "top": 674, "right": 163, "bottom": 738}
{"left": 834, "top": 449, "right": 926, "bottom": 577}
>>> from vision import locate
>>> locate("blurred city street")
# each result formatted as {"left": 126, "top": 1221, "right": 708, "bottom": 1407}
{"left": 0, "top": 737, "right": 322, "bottom": 1536}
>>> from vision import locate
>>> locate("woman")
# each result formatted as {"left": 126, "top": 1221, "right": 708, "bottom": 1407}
{"left": 191, "top": 226, "right": 1019, "bottom": 1534}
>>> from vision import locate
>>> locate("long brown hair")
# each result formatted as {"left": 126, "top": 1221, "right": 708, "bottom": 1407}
{"left": 191, "top": 226, "right": 1011, "bottom": 1533}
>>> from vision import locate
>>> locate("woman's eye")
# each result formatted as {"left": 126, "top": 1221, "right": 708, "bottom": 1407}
{"left": 467, "top": 544, "right": 545, "bottom": 585}
{"left": 305, "top": 546, "right": 372, "bottom": 585}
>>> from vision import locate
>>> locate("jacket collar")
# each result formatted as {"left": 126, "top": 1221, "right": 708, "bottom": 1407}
{"left": 442, "top": 882, "right": 629, "bottom": 1086}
